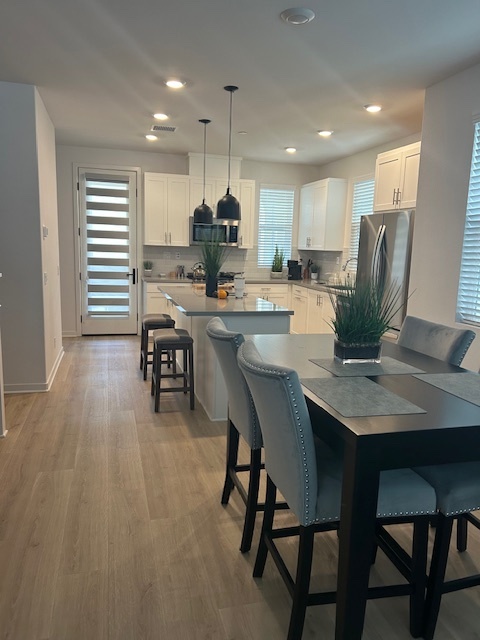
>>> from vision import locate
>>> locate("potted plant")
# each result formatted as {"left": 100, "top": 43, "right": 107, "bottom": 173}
{"left": 201, "top": 236, "right": 228, "bottom": 297}
{"left": 310, "top": 263, "right": 320, "bottom": 281}
{"left": 271, "top": 245, "right": 285, "bottom": 279}
{"left": 327, "top": 279, "right": 403, "bottom": 363}
{"left": 143, "top": 260, "right": 153, "bottom": 277}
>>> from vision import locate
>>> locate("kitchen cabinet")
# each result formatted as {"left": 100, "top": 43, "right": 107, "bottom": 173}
{"left": 290, "top": 285, "right": 308, "bottom": 334}
{"left": 144, "top": 173, "right": 190, "bottom": 246}
{"left": 247, "top": 284, "right": 289, "bottom": 306}
{"left": 373, "top": 141, "right": 421, "bottom": 211}
{"left": 143, "top": 282, "right": 169, "bottom": 315}
{"left": 306, "top": 290, "right": 335, "bottom": 334}
{"left": 298, "top": 178, "right": 347, "bottom": 250}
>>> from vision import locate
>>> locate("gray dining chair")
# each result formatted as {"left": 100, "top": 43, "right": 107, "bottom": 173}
{"left": 206, "top": 316, "right": 286, "bottom": 553}
{"left": 413, "top": 460, "right": 480, "bottom": 639}
{"left": 397, "top": 315, "right": 475, "bottom": 367}
{"left": 398, "top": 315, "right": 476, "bottom": 552}
{"left": 237, "top": 339, "right": 437, "bottom": 640}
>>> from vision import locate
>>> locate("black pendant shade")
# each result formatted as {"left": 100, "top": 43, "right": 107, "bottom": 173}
{"left": 217, "top": 85, "right": 241, "bottom": 221}
{"left": 193, "top": 118, "right": 214, "bottom": 225}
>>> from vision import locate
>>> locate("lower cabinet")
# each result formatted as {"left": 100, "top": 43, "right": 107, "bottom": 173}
{"left": 143, "top": 283, "right": 169, "bottom": 315}
{"left": 290, "top": 286, "right": 308, "bottom": 334}
{"left": 247, "top": 284, "right": 289, "bottom": 307}
{"left": 307, "top": 290, "right": 335, "bottom": 334}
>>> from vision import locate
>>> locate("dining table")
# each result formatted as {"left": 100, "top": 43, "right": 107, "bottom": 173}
{"left": 247, "top": 333, "right": 480, "bottom": 640}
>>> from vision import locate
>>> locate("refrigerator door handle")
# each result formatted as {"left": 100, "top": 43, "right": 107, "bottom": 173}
{"left": 371, "top": 224, "right": 386, "bottom": 286}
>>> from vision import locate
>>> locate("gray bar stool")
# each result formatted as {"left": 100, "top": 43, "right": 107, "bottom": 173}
{"left": 151, "top": 328, "right": 194, "bottom": 412}
{"left": 140, "top": 313, "right": 175, "bottom": 380}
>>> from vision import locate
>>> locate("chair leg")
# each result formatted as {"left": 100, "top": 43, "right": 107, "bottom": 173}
{"left": 154, "top": 347, "right": 162, "bottom": 412}
{"left": 423, "top": 514, "right": 454, "bottom": 640}
{"left": 409, "top": 517, "right": 430, "bottom": 638}
{"left": 188, "top": 346, "right": 195, "bottom": 410}
{"left": 456, "top": 515, "right": 468, "bottom": 552}
{"left": 240, "top": 448, "right": 262, "bottom": 553}
{"left": 183, "top": 349, "right": 188, "bottom": 393}
{"left": 150, "top": 342, "right": 156, "bottom": 396}
{"left": 253, "top": 476, "right": 277, "bottom": 578}
{"left": 287, "top": 525, "right": 315, "bottom": 640}
{"left": 221, "top": 420, "right": 240, "bottom": 505}
{"left": 140, "top": 327, "right": 145, "bottom": 370}
{"left": 143, "top": 330, "right": 149, "bottom": 380}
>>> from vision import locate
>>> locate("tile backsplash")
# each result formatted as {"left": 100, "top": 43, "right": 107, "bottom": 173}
{"left": 142, "top": 245, "right": 346, "bottom": 280}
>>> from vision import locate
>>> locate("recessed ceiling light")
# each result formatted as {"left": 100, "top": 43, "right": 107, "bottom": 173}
{"left": 153, "top": 113, "right": 169, "bottom": 120}
{"left": 285, "top": 147, "right": 297, "bottom": 154}
{"left": 165, "top": 79, "right": 185, "bottom": 89}
{"left": 364, "top": 104, "right": 382, "bottom": 113}
{"left": 145, "top": 134, "right": 158, "bottom": 141}
{"left": 280, "top": 8, "right": 315, "bottom": 25}
{"left": 318, "top": 130, "right": 333, "bottom": 137}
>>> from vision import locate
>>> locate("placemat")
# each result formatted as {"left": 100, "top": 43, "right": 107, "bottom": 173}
{"left": 309, "top": 356, "right": 424, "bottom": 377}
{"left": 300, "top": 377, "right": 426, "bottom": 417}
{"left": 413, "top": 372, "right": 480, "bottom": 406}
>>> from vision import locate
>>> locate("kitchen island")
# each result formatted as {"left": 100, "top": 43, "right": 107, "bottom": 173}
{"left": 158, "top": 285, "right": 293, "bottom": 420}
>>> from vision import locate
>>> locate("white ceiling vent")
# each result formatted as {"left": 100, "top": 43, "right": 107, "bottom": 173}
{"left": 151, "top": 124, "right": 177, "bottom": 132}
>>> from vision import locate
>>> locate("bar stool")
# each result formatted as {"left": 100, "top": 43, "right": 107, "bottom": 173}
{"left": 151, "top": 328, "right": 195, "bottom": 412}
{"left": 140, "top": 313, "right": 175, "bottom": 380}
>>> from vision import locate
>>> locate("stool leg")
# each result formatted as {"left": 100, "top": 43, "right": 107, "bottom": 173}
{"left": 188, "top": 345, "right": 195, "bottom": 410}
{"left": 143, "top": 330, "right": 149, "bottom": 380}
{"left": 183, "top": 349, "right": 188, "bottom": 394}
{"left": 151, "top": 341, "right": 156, "bottom": 396}
{"left": 140, "top": 326, "right": 146, "bottom": 370}
{"left": 154, "top": 349, "right": 162, "bottom": 412}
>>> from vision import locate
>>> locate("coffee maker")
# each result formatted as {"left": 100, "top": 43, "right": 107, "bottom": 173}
{"left": 287, "top": 260, "right": 302, "bottom": 280}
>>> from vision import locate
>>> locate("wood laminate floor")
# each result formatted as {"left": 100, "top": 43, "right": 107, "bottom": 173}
{"left": 2, "top": 336, "right": 480, "bottom": 639}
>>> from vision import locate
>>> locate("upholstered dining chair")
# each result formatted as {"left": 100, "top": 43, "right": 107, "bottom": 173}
{"left": 397, "top": 315, "right": 475, "bottom": 367}
{"left": 413, "top": 460, "right": 480, "bottom": 639}
{"left": 398, "top": 315, "right": 476, "bottom": 552}
{"left": 237, "top": 339, "right": 437, "bottom": 640}
{"left": 206, "top": 316, "right": 286, "bottom": 553}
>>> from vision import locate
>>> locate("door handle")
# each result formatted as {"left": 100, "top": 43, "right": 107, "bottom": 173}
{"left": 127, "top": 269, "right": 137, "bottom": 285}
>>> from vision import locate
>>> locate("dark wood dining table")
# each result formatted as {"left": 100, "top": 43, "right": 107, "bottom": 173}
{"left": 248, "top": 333, "right": 480, "bottom": 640}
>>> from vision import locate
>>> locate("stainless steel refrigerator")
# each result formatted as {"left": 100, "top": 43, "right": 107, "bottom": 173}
{"left": 356, "top": 210, "right": 414, "bottom": 331}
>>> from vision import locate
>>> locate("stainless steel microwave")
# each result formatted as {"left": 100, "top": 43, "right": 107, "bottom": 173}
{"left": 189, "top": 217, "right": 239, "bottom": 246}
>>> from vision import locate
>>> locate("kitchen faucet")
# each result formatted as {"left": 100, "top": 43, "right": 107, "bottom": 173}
{"left": 341, "top": 257, "right": 357, "bottom": 271}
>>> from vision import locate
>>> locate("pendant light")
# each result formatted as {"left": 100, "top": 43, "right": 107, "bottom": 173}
{"left": 193, "top": 119, "right": 214, "bottom": 224}
{"left": 216, "top": 85, "right": 241, "bottom": 220}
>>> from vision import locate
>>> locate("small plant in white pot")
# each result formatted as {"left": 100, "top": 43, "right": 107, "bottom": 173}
{"left": 271, "top": 245, "right": 285, "bottom": 279}
{"left": 310, "top": 263, "right": 320, "bottom": 281}
{"left": 143, "top": 260, "right": 153, "bottom": 277}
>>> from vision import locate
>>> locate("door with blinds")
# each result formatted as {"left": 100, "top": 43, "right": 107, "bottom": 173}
{"left": 79, "top": 168, "right": 138, "bottom": 335}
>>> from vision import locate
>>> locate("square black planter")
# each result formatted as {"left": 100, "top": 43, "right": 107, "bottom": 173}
{"left": 334, "top": 339, "right": 382, "bottom": 364}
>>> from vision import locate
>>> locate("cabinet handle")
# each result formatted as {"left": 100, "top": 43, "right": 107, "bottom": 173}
{"left": 396, "top": 189, "right": 401, "bottom": 205}
{"left": 392, "top": 189, "right": 396, "bottom": 206}
{"left": 239, "top": 236, "right": 243, "bottom": 247}
{"left": 169, "top": 232, "right": 172, "bottom": 244}
{"left": 165, "top": 232, "right": 167, "bottom": 244}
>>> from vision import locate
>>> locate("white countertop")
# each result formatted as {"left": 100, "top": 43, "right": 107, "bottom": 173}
{"left": 158, "top": 284, "right": 293, "bottom": 317}
{"left": 144, "top": 275, "right": 331, "bottom": 293}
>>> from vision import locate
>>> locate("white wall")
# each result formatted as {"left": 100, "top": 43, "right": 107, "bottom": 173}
{"left": 409, "top": 62, "right": 480, "bottom": 370}
{"left": 0, "top": 82, "right": 62, "bottom": 391}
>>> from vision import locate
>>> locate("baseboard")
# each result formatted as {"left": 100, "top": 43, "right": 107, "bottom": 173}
{"left": 62, "top": 331, "right": 78, "bottom": 338}
{"left": 4, "top": 347, "right": 65, "bottom": 394}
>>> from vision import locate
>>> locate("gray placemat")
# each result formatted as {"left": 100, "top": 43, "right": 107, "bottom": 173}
{"left": 301, "top": 377, "right": 426, "bottom": 417}
{"left": 413, "top": 372, "right": 480, "bottom": 406}
{"left": 309, "top": 356, "right": 424, "bottom": 377}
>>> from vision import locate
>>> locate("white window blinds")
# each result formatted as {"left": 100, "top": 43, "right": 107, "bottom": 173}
{"left": 348, "top": 177, "right": 375, "bottom": 267}
{"left": 258, "top": 186, "right": 294, "bottom": 268}
{"left": 457, "top": 121, "right": 480, "bottom": 326}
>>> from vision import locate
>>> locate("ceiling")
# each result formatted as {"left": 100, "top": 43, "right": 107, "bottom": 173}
{"left": 1, "top": 0, "right": 480, "bottom": 166}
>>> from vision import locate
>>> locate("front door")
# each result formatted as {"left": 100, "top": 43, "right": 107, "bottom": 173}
{"left": 79, "top": 168, "right": 138, "bottom": 335}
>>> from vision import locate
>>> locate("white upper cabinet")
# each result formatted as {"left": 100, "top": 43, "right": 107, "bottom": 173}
{"left": 298, "top": 178, "right": 347, "bottom": 251}
{"left": 373, "top": 141, "right": 421, "bottom": 211}
{"left": 144, "top": 173, "right": 190, "bottom": 246}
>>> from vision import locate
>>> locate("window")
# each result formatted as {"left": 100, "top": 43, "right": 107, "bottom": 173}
{"left": 457, "top": 120, "right": 480, "bottom": 326}
{"left": 257, "top": 186, "right": 294, "bottom": 268}
{"left": 348, "top": 176, "right": 375, "bottom": 268}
